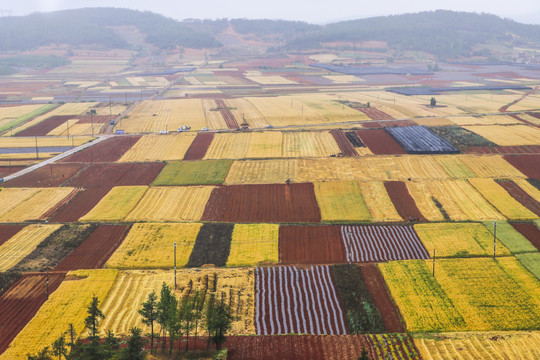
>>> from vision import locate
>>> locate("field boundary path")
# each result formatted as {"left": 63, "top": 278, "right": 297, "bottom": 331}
{"left": 1, "top": 135, "right": 113, "bottom": 182}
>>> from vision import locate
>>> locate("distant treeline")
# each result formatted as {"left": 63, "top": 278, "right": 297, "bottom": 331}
{"left": 0, "top": 8, "right": 221, "bottom": 51}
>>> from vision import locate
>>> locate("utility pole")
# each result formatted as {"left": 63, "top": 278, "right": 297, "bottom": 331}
{"left": 35, "top": 136, "right": 39, "bottom": 159}
{"left": 432, "top": 249, "right": 436, "bottom": 277}
{"left": 46, "top": 268, "right": 49, "bottom": 300}
{"left": 174, "top": 242, "right": 177, "bottom": 289}
{"left": 493, "top": 221, "right": 497, "bottom": 260}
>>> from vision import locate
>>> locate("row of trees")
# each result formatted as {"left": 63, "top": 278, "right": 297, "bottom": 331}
{"left": 27, "top": 282, "right": 233, "bottom": 360}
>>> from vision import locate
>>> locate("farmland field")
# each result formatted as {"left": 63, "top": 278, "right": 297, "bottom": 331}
{"left": 279, "top": 225, "right": 346, "bottom": 264}
{"left": 152, "top": 159, "right": 232, "bottom": 186}
{"left": 118, "top": 133, "right": 197, "bottom": 162}
{"left": 80, "top": 186, "right": 148, "bottom": 221}
{"left": 227, "top": 224, "right": 279, "bottom": 267}
{"left": 463, "top": 125, "right": 540, "bottom": 146}
{"left": 314, "top": 181, "right": 371, "bottom": 221}
{"left": 0, "top": 187, "right": 75, "bottom": 222}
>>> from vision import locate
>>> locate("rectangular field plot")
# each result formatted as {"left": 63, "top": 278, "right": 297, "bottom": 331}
{"left": 67, "top": 162, "right": 165, "bottom": 188}
{"left": 469, "top": 178, "right": 537, "bottom": 220}
{"left": 458, "top": 155, "right": 526, "bottom": 178}
{"left": 415, "top": 223, "right": 510, "bottom": 258}
{"left": 202, "top": 183, "right": 321, "bottom": 223}
{"left": 503, "top": 154, "right": 540, "bottom": 179}
{"left": 124, "top": 186, "right": 215, "bottom": 222}
{"left": 341, "top": 225, "right": 429, "bottom": 262}
{"left": 0, "top": 187, "right": 76, "bottom": 222}
{"left": 227, "top": 224, "right": 279, "bottom": 267}
{"left": 98, "top": 269, "right": 255, "bottom": 336}
{"left": 496, "top": 179, "right": 540, "bottom": 216}
{"left": 482, "top": 220, "right": 538, "bottom": 254}
{"left": 0, "top": 224, "right": 61, "bottom": 271}
{"left": 255, "top": 266, "right": 347, "bottom": 335}
{"left": 282, "top": 132, "right": 341, "bottom": 158}
{"left": 2, "top": 163, "right": 86, "bottom": 187}
{"left": 356, "top": 129, "right": 407, "bottom": 155}
{"left": 279, "top": 225, "right": 346, "bottom": 264}
{"left": 314, "top": 181, "right": 371, "bottom": 222}
{"left": 106, "top": 223, "right": 201, "bottom": 269}
{"left": 415, "top": 331, "right": 540, "bottom": 360}
{"left": 463, "top": 125, "right": 540, "bottom": 146}
{"left": 152, "top": 160, "right": 232, "bottom": 186}
{"left": 183, "top": 132, "right": 214, "bottom": 160}
{"left": 186, "top": 223, "right": 234, "bottom": 267}
{"left": 118, "top": 133, "right": 197, "bottom": 162}
{"left": 80, "top": 186, "right": 148, "bottom": 221}
{"left": 386, "top": 126, "right": 459, "bottom": 154}
{"left": 406, "top": 180, "right": 504, "bottom": 221}
{"left": 0, "top": 269, "right": 118, "bottom": 360}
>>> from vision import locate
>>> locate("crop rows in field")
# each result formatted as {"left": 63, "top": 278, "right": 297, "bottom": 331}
{"left": 386, "top": 126, "right": 459, "bottom": 154}
{"left": 464, "top": 125, "right": 540, "bottom": 146}
{"left": 118, "top": 133, "right": 197, "bottom": 162}
{"left": 255, "top": 266, "right": 347, "bottom": 335}
{"left": 0, "top": 187, "right": 75, "bottom": 222}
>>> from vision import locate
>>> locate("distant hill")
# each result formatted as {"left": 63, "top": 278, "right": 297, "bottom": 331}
{"left": 0, "top": 8, "right": 222, "bottom": 51}
{"left": 286, "top": 10, "right": 540, "bottom": 58}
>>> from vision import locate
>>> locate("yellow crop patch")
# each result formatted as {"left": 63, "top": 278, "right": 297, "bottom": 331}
{"left": 463, "top": 125, "right": 540, "bottom": 146}
{"left": 118, "top": 133, "right": 197, "bottom": 162}
{"left": 106, "top": 222, "right": 202, "bottom": 269}
{"left": 226, "top": 224, "right": 279, "bottom": 267}
{"left": 80, "top": 186, "right": 148, "bottom": 221}
{"left": 314, "top": 181, "right": 371, "bottom": 221}
{"left": 458, "top": 155, "right": 526, "bottom": 178}
{"left": 0, "top": 187, "right": 75, "bottom": 222}
{"left": 282, "top": 132, "right": 341, "bottom": 158}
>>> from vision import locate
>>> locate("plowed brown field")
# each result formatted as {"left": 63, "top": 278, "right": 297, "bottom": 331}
{"left": 54, "top": 225, "right": 131, "bottom": 270}
{"left": 67, "top": 163, "right": 164, "bottom": 188}
{"left": 504, "top": 155, "right": 540, "bottom": 179}
{"left": 216, "top": 99, "right": 239, "bottom": 129}
{"left": 279, "top": 225, "right": 345, "bottom": 264}
{"left": 0, "top": 225, "right": 24, "bottom": 247}
{"left": 357, "top": 107, "right": 394, "bottom": 120}
{"left": 330, "top": 130, "right": 358, "bottom": 156}
{"left": 14, "top": 115, "right": 73, "bottom": 137}
{"left": 384, "top": 181, "right": 426, "bottom": 221}
{"left": 360, "top": 264, "right": 404, "bottom": 332}
{"left": 202, "top": 183, "right": 321, "bottom": 223}
{"left": 510, "top": 222, "right": 540, "bottom": 251}
{"left": 362, "top": 120, "right": 416, "bottom": 128}
{"left": 356, "top": 129, "right": 406, "bottom": 155}
{"left": 497, "top": 180, "right": 540, "bottom": 216}
{"left": 0, "top": 273, "right": 65, "bottom": 354}
{"left": 183, "top": 133, "right": 214, "bottom": 160}
{"left": 49, "top": 188, "right": 110, "bottom": 222}
{"left": 2, "top": 163, "right": 86, "bottom": 187}
{"left": 0, "top": 166, "right": 26, "bottom": 177}
{"left": 60, "top": 136, "right": 141, "bottom": 162}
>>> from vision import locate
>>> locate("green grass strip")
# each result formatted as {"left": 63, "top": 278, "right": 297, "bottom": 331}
{"left": 152, "top": 159, "right": 233, "bottom": 186}
{"left": 482, "top": 221, "right": 537, "bottom": 254}
{"left": 515, "top": 252, "right": 540, "bottom": 280}
{"left": 0, "top": 104, "right": 56, "bottom": 133}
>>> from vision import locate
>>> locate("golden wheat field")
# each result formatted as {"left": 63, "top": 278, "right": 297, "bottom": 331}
{"left": 0, "top": 136, "right": 92, "bottom": 148}
{"left": 226, "top": 98, "right": 270, "bottom": 128}
{"left": 0, "top": 224, "right": 61, "bottom": 271}
{"left": 314, "top": 181, "right": 372, "bottom": 221}
{"left": 98, "top": 269, "right": 255, "bottom": 336}
{"left": 124, "top": 186, "right": 215, "bottom": 222}
{"left": 457, "top": 155, "right": 526, "bottom": 178}
{"left": 204, "top": 133, "right": 252, "bottom": 159}
{"left": 118, "top": 133, "right": 197, "bottom": 162}
{"left": 406, "top": 180, "right": 504, "bottom": 221}
{"left": 463, "top": 125, "right": 540, "bottom": 146}
{"left": 226, "top": 224, "right": 279, "bottom": 267}
{"left": 414, "top": 331, "right": 540, "bottom": 360}
{"left": 282, "top": 131, "right": 341, "bottom": 158}
{"left": 80, "top": 186, "right": 148, "bottom": 222}
{"left": 106, "top": 222, "right": 202, "bottom": 269}
{"left": 449, "top": 115, "right": 521, "bottom": 126}
{"left": 202, "top": 99, "right": 228, "bottom": 129}
{"left": 0, "top": 187, "right": 75, "bottom": 222}
{"left": 0, "top": 270, "right": 118, "bottom": 360}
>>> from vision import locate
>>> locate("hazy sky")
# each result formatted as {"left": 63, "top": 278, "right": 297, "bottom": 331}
{"left": 2, "top": 0, "right": 540, "bottom": 24}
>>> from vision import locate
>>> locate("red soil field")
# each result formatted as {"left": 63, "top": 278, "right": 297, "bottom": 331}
{"left": 75, "top": 115, "right": 116, "bottom": 124}
{"left": 49, "top": 187, "right": 110, "bottom": 222}
{"left": 215, "top": 99, "right": 239, "bottom": 129}
{"left": 357, "top": 107, "right": 394, "bottom": 120}
{"left": 384, "top": 181, "right": 425, "bottom": 221}
{"left": 2, "top": 163, "right": 87, "bottom": 187}
{"left": 14, "top": 115, "right": 74, "bottom": 137}
{"left": 463, "top": 146, "right": 540, "bottom": 155}
{"left": 329, "top": 130, "right": 358, "bottom": 156}
{"left": 202, "top": 183, "right": 321, "bottom": 223}
{"left": 255, "top": 266, "right": 347, "bottom": 335}
{"left": 497, "top": 180, "right": 540, "bottom": 216}
{"left": 359, "top": 264, "right": 404, "bottom": 332}
{"left": 40, "top": 188, "right": 82, "bottom": 220}
{"left": 356, "top": 129, "right": 406, "bottom": 155}
{"left": 510, "top": 223, "right": 540, "bottom": 251}
{"left": 183, "top": 133, "right": 214, "bottom": 160}
{"left": 60, "top": 135, "right": 141, "bottom": 163}
{"left": 362, "top": 120, "right": 416, "bottom": 128}
{"left": 0, "top": 224, "right": 24, "bottom": 247}
{"left": 66, "top": 162, "right": 164, "bottom": 188}
{"left": 226, "top": 335, "right": 376, "bottom": 360}
{"left": 0, "top": 273, "right": 65, "bottom": 354}
{"left": 0, "top": 166, "right": 26, "bottom": 177}
{"left": 504, "top": 155, "right": 540, "bottom": 179}
{"left": 54, "top": 224, "right": 131, "bottom": 271}
{"left": 280, "top": 225, "right": 346, "bottom": 264}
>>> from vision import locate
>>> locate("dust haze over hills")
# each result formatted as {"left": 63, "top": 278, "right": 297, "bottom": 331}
{"left": 0, "top": 8, "right": 540, "bottom": 60}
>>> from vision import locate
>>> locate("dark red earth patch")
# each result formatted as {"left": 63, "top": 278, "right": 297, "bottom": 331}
{"left": 66, "top": 162, "right": 164, "bottom": 188}
{"left": 356, "top": 129, "right": 406, "bottom": 155}
{"left": 2, "top": 163, "right": 87, "bottom": 187}
{"left": 330, "top": 130, "right": 358, "bottom": 156}
{"left": 362, "top": 120, "right": 416, "bottom": 128}
{"left": 384, "top": 181, "right": 425, "bottom": 221}
{"left": 359, "top": 264, "right": 404, "bottom": 333}
{"left": 356, "top": 107, "right": 394, "bottom": 120}
{"left": 0, "top": 224, "right": 25, "bottom": 247}
{"left": 202, "top": 183, "right": 321, "bottom": 223}
{"left": 60, "top": 135, "right": 141, "bottom": 163}
{"left": 496, "top": 179, "right": 540, "bottom": 216}
{"left": 183, "top": 132, "right": 214, "bottom": 160}
{"left": 14, "top": 115, "right": 73, "bottom": 137}
{"left": 510, "top": 222, "right": 540, "bottom": 251}
{"left": 54, "top": 224, "right": 131, "bottom": 271}
{"left": 503, "top": 155, "right": 540, "bottom": 180}
{"left": 279, "top": 225, "right": 346, "bottom": 264}
{"left": 0, "top": 166, "right": 26, "bottom": 177}
{"left": 0, "top": 273, "right": 66, "bottom": 354}
{"left": 216, "top": 99, "right": 239, "bottom": 129}
{"left": 48, "top": 187, "right": 111, "bottom": 222}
